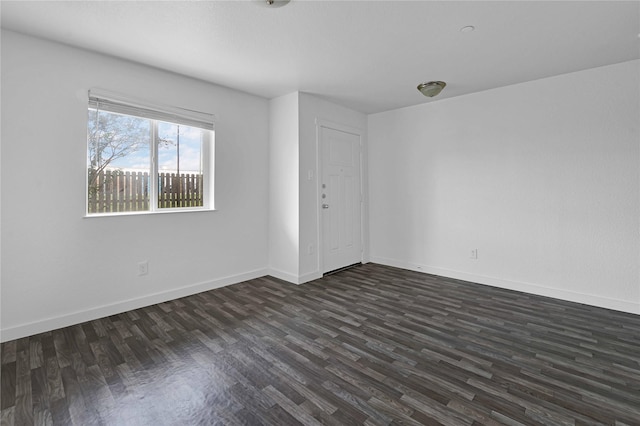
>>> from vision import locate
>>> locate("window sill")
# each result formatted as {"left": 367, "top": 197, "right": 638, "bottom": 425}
{"left": 84, "top": 208, "right": 216, "bottom": 218}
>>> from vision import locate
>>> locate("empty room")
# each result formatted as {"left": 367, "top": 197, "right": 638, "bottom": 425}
{"left": 1, "top": 1, "right": 639, "bottom": 425}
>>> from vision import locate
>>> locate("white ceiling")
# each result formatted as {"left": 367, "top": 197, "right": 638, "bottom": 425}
{"left": 2, "top": 1, "right": 639, "bottom": 114}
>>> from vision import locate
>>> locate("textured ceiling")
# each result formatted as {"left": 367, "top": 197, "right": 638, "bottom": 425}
{"left": 2, "top": 1, "right": 639, "bottom": 114}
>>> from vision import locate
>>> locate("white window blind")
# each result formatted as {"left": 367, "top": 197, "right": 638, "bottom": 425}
{"left": 88, "top": 89, "right": 215, "bottom": 131}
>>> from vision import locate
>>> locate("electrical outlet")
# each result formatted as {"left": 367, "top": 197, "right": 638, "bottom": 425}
{"left": 470, "top": 249, "right": 478, "bottom": 260}
{"left": 138, "top": 261, "right": 149, "bottom": 276}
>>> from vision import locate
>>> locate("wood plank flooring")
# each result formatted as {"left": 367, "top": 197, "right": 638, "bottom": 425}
{"left": 2, "top": 263, "right": 640, "bottom": 425}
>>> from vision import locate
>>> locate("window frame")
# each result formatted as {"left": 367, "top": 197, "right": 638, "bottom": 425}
{"left": 85, "top": 89, "right": 215, "bottom": 217}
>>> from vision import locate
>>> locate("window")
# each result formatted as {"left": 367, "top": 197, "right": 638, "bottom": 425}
{"left": 87, "top": 90, "right": 214, "bottom": 215}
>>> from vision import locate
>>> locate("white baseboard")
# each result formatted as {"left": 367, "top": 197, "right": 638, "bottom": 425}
{"left": 298, "top": 270, "right": 323, "bottom": 284}
{"left": 6, "top": 259, "right": 635, "bottom": 342}
{"left": 267, "top": 268, "right": 322, "bottom": 285}
{"left": 268, "top": 268, "right": 301, "bottom": 284}
{"left": 370, "top": 256, "right": 640, "bottom": 315}
{"left": 0, "top": 268, "right": 268, "bottom": 342}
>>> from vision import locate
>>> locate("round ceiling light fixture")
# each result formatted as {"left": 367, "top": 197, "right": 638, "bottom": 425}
{"left": 255, "top": 0, "right": 291, "bottom": 7}
{"left": 460, "top": 25, "right": 475, "bottom": 33}
{"left": 417, "top": 81, "right": 447, "bottom": 98}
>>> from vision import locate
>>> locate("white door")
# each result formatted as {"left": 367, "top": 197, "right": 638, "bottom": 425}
{"left": 320, "top": 125, "right": 362, "bottom": 273}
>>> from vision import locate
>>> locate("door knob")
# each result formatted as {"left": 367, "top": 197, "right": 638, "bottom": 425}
{"left": 322, "top": 204, "right": 329, "bottom": 209}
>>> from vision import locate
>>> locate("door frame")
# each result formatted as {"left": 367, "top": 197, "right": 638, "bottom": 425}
{"left": 315, "top": 118, "right": 365, "bottom": 274}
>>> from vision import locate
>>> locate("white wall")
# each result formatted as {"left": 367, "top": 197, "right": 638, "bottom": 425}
{"left": 369, "top": 60, "right": 640, "bottom": 314}
{"left": 3, "top": 31, "right": 637, "bottom": 343}
{"left": 1, "top": 31, "right": 270, "bottom": 340}
{"left": 268, "top": 93, "right": 300, "bottom": 280}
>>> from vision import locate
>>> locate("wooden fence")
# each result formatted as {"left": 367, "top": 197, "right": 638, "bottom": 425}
{"left": 88, "top": 169, "right": 203, "bottom": 213}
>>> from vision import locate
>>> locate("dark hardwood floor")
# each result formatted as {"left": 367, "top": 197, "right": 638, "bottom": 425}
{"left": 2, "top": 263, "right": 640, "bottom": 425}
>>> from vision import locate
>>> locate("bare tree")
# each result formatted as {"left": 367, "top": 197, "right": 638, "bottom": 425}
{"left": 87, "top": 109, "right": 151, "bottom": 190}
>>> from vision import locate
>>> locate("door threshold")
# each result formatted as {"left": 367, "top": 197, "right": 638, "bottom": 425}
{"left": 323, "top": 263, "right": 362, "bottom": 276}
